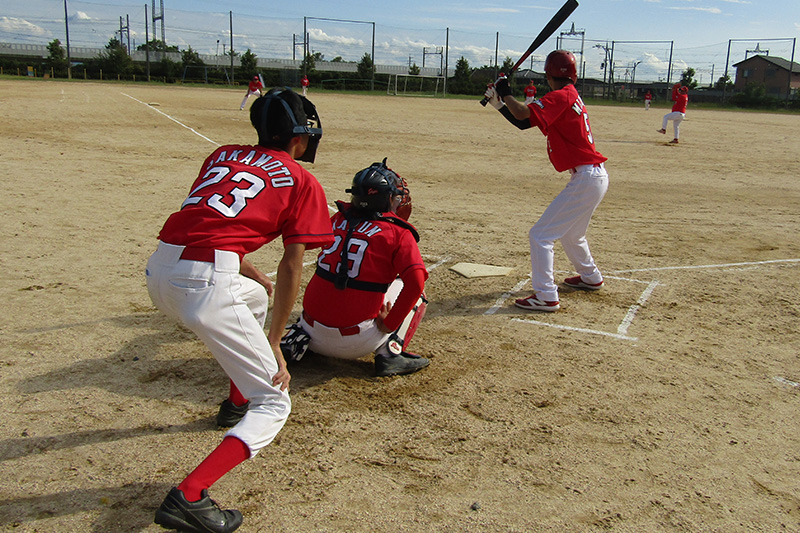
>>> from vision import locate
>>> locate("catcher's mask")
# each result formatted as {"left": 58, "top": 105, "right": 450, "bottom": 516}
{"left": 346, "top": 158, "right": 406, "bottom": 215}
{"left": 253, "top": 88, "right": 322, "bottom": 163}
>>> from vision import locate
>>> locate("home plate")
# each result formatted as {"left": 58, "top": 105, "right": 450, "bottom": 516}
{"left": 450, "top": 262, "right": 513, "bottom": 278}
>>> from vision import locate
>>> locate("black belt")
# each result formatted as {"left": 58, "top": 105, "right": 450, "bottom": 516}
{"left": 314, "top": 266, "right": 390, "bottom": 293}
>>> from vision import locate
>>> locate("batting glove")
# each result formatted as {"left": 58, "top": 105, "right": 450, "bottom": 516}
{"left": 483, "top": 86, "right": 504, "bottom": 109}
{"left": 494, "top": 77, "right": 512, "bottom": 98}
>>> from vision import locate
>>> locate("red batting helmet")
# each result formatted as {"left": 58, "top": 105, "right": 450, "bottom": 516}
{"left": 678, "top": 86, "right": 689, "bottom": 95}
{"left": 544, "top": 50, "right": 578, "bottom": 83}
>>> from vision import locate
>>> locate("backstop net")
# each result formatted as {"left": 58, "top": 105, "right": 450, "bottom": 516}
{"left": 387, "top": 74, "right": 444, "bottom": 97}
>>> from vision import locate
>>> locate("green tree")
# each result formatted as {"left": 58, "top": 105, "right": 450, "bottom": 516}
{"left": 331, "top": 56, "right": 344, "bottom": 63}
{"left": 239, "top": 48, "right": 258, "bottom": 79}
{"left": 300, "top": 52, "right": 316, "bottom": 74}
{"left": 499, "top": 56, "right": 515, "bottom": 76}
{"left": 357, "top": 53, "right": 374, "bottom": 79}
{"left": 137, "top": 39, "right": 179, "bottom": 53}
{"left": 450, "top": 56, "right": 474, "bottom": 94}
{"left": 679, "top": 67, "right": 699, "bottom": 89}
{"left": 714, "top": 74, "right": 734, "bottom": 91}
{"left": 46, "top": 38, "right": 68, "bottom": 77}
{"left": 99, "top": 37, "right": 133, "bottom": 78}
{"left": 409, "top": 63, "right": 420, "bottom": 75}
{"left": 181, "top": 46, "right": 204, "bottom": 67}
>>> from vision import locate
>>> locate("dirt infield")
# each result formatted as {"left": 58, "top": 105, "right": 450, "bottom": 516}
{"left": 2, "top": 78, "right": 800, "bottom": 532}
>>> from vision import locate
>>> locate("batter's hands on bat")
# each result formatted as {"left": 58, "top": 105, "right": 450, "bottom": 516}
{"left": 494, "top": 77, "right": 512, "bottom": 98}
{"left": 483, "top": 85, "right": 504, "bottom": 109}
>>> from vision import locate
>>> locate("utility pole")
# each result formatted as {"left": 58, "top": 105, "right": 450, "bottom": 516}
{"left": 64, "top": 0, "right": 71, "bottom": 79}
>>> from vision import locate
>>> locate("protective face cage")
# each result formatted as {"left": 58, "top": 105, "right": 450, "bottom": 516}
{"left": 260, "top": 89, "right": 323, "bottom": 163}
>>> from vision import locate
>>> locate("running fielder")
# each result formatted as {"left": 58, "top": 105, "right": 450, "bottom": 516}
{"left": 147, "top": 88, "right": 333, "bottom": 533}
{"left": 281, "top": 159, "right": 429, "bottom": 377}
{"left": 484, "top": 50, "right": 608, "bottom": 312}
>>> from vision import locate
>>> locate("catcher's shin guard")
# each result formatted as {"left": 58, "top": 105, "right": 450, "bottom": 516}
{"left": 384, "top": 293, "right": 428, "bottom": 355}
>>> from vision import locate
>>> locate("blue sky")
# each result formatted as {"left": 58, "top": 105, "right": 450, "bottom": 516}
{"left": 1, "top": 0, "right": 798, "bottom": 83}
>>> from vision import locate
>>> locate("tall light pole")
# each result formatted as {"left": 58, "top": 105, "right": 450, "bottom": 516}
{"left": 64, "top": 0, "right": 71, "bottom": 79}
{"left": 594, "top": 43, "right": 610, "bottom": 99}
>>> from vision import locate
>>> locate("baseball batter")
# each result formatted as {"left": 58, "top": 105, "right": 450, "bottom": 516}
{"left": 147, "top": 88, "right": 333, "bottom": 533}
{"left": 657, "top": 83, "right": 688, "bottom": 143}
{"left": 239, "top": 75, "right": 264, "bottom": 110}
{"left": 484, "top": 50, "right": 608, "bottom": 312}
{"left": 281, "top": 159, "right": 430, "bottom": 377}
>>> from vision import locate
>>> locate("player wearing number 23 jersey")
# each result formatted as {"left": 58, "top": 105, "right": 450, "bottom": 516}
{"left": 484, "top": 50, "right": 609, "bottom": 312}
{"left": 147, "top": 89, "right": 333, "bottom": 533}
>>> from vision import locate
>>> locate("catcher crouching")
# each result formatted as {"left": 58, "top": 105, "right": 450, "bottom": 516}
{"left": 280, "top": 158, "right": 430, "bottom": 377}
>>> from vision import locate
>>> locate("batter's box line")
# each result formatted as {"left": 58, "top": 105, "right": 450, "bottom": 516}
{"left": 486, "top": 276, "right": 660, "bottom": 342}
{"left": 268, "top": 256, "right": 449, "bottom": 278}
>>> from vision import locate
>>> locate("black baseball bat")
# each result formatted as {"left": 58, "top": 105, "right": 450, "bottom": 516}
{"left": 480, "top": 0, "right": 579, "bottom": 106}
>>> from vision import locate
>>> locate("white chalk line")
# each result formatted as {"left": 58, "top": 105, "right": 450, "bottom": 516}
{"left": 608, "top": 258, "right": 800, "bottom": 274}
{"left": 485, "top": 278, "right": 530, "bottom": 316}
{"left": 617, "top": 280, "right": 659, "bottom": 337}
{"left": 511, "top": 318, "right": 638, "bottom": 342}
{"left": 122, "top": 92, "right": 221, "bottom": 147}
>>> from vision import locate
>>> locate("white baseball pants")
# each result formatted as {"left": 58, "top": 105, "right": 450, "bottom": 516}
{"left": 301, "top": 279, "right": 404, "bottom": 359}
{"left": 528, "top": 164, "right": 608, "bottom": 302}
{"left": 662, "top": 111, "right": 685, "bottom": 139}
{"left": 145, "top": 242, "right": 290, "bottom": 457}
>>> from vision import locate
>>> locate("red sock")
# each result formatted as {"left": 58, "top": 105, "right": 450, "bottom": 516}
{"left": 177, "top": 436, "right": 250, "bottom": 502}
{"left": 228, "top": 379, "right": 248, "bottom": 407}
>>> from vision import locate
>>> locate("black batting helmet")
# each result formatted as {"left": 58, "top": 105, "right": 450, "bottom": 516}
{"left": 346, "top": 158, "right": 404, "bottom": 215}
{"left": 250, "top": 88, "right": 322, "bottom": 162}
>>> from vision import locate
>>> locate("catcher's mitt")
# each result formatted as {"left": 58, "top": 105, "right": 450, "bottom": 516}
{"left": 395, "top": 175, "right": 412, "bottom": 221}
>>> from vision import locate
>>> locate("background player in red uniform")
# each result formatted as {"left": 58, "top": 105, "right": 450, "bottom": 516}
{"left": 483, "top": 50, "right": 609, "bottom": 312}
{"left": 239, "top": 75, "right": 264, "bottom": 110}
{"left": 146, "top": 88, "right": 334, "bottom": 532}
{"left": 657, "top": 83, "right": 688, "bottom": 144}
{"left": 280, "top": 159, "right": 430, "bottom": 377}
{"left": 644, "top": 90, "right": 652, "bottom": 111}
{"left": 524, "top": 78, "right": 538, "bottom": 105}
{"left": 301, "top": 74, "right": 310, "bottom": 97}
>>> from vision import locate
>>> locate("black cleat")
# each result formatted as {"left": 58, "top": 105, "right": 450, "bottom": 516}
{"left": 375, "top": 352, "right": 430, "bottom": 377}
{"left": 215, "top": 400, "right": 249, "bottom": 428}
{"left": 154, "top": 487, "right": 243, "bottom": 533}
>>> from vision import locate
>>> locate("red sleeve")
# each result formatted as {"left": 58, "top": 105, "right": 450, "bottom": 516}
{"left": 382, "top": 268, "right": 426, "bottom": 331}
{"left": 281, "top": 171, "right": 334, "bottom": 250}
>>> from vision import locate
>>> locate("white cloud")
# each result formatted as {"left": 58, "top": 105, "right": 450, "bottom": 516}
{"left": 70, "top": 11, "right": 93, "bottom": 22}
{"left": 0, "top": 16, "right": 48, "bottom": 36}
{"left": 667, "top": 7, "right": 723, "bottom": 13}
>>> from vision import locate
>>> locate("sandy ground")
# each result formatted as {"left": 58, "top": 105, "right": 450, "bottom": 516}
{"left": 1, "top": 78, "right": 800, "bottom": 532}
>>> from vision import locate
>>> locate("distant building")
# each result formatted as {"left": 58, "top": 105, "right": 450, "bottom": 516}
{"left": 732, "top": 54, "right": 800, "bottom": 99}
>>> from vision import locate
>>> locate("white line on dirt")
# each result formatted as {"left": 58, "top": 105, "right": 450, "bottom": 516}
{"left": 122, "top": 92, "right": 221, "bottom": 146}
{"left": 511, "top": 318, "right": 638, "bottom": 342}
{"left": 618, "top": 280, "right": 659, "bottom": 336}
{"left": 608, "top": 258, "right": 800, "bottom": 274}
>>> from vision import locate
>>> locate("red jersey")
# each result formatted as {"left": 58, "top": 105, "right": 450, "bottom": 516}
{"left": 301, "top": 77, "right": 309, "bottom": 87}
{"left": 644, "top": 92, "right": 652, "bottom": 101}
{"left": 158, "top": 145, "right": 334, "bottom": 258}
{"left": 671, "top": 86, "right": 688, "bottom": 113}
{"left": 527, "top": 84, "right": 607, "bottom": 172}
{"left": 248, "top": 79, "right": 262, "bottom": 93}
{"left": 303, "top": 204, "right": 428, "bottom": 329}
{"left": 524, "top": 85, "right": 537, "bottom": 98}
